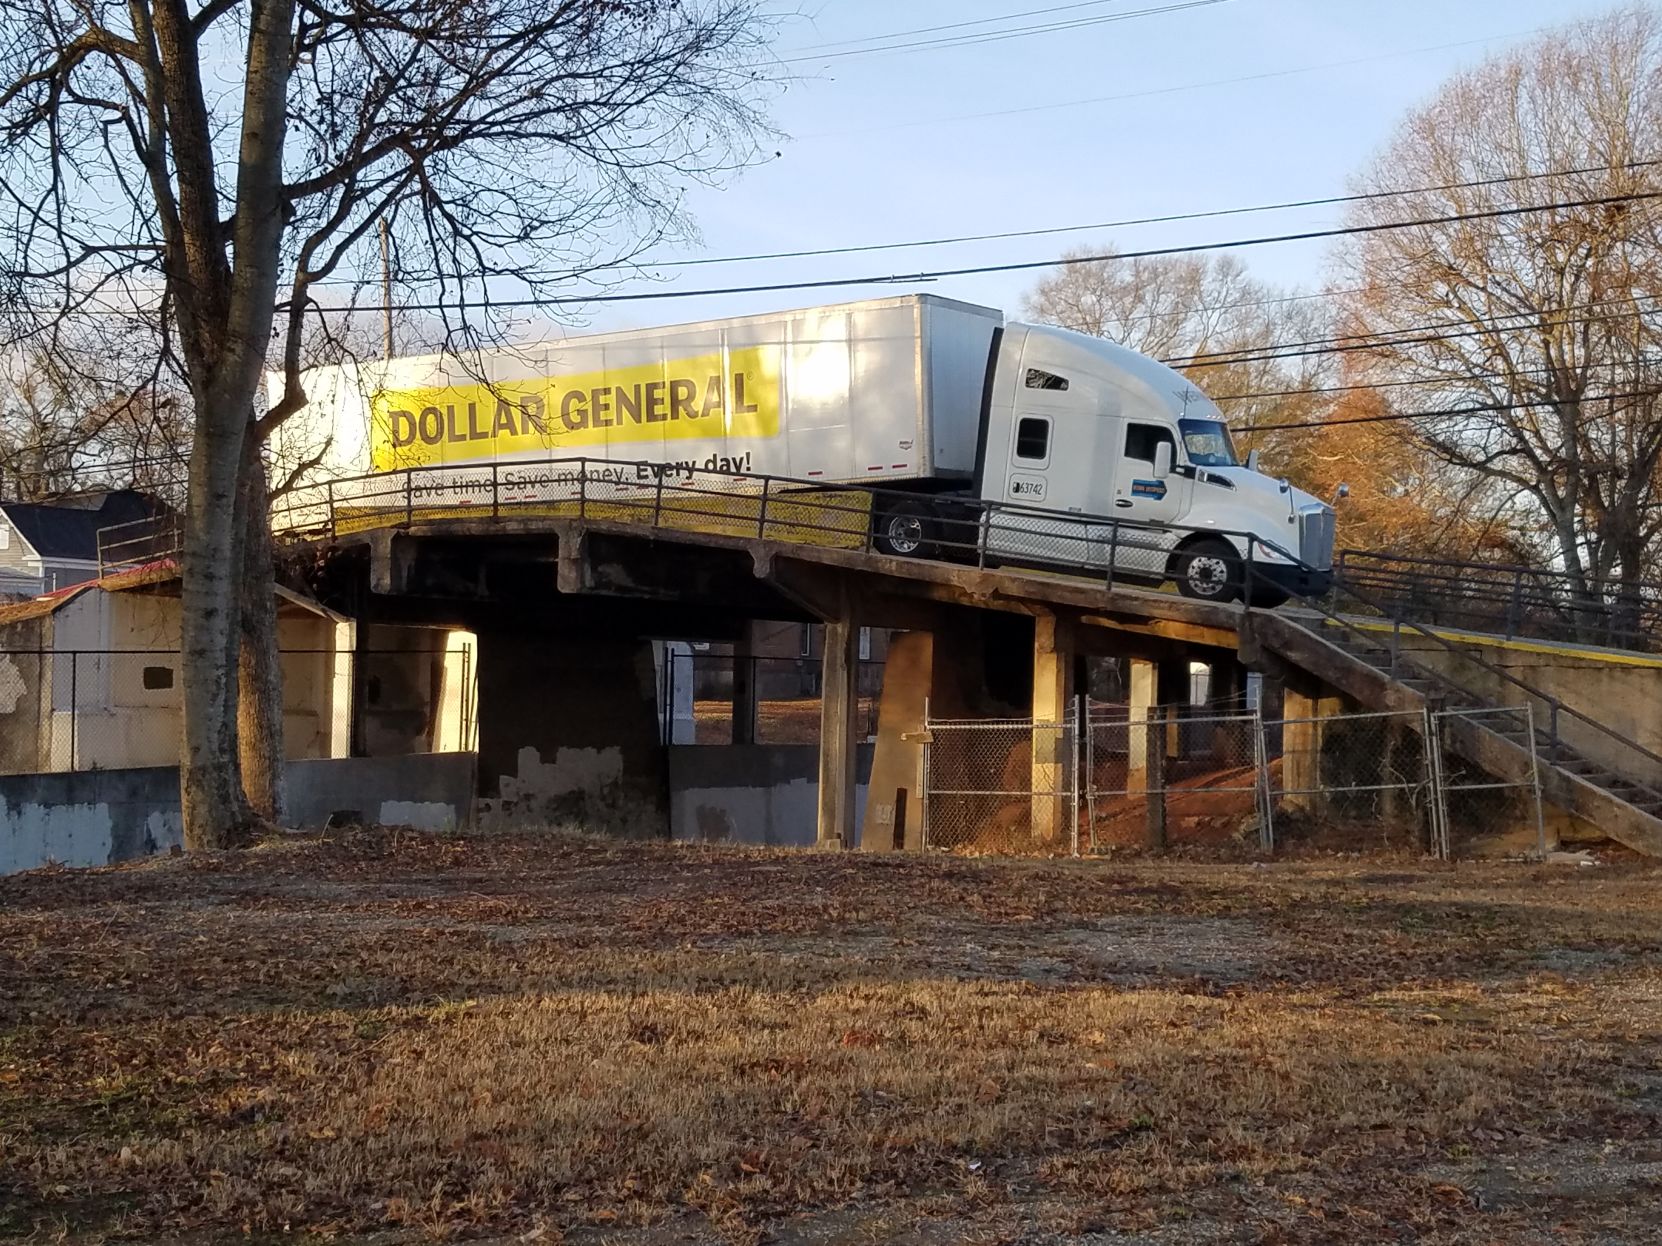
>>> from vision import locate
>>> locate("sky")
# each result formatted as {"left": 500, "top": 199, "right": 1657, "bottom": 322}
{"left": 567, "top": 0, "right": 1634, "bottom": 336}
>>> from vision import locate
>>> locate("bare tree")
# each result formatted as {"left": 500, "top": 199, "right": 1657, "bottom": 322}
{"left": 0, "top": 351, "right": 184, "bottom": 498}
{"left": 1023, "top": 247, "right": 1335, "bottom": 456}
{"left": 0, "top": 0, "right": 776, "bottom": 847}
{"left": 1333, "top": 4, "right": 1662, "bottom": 624}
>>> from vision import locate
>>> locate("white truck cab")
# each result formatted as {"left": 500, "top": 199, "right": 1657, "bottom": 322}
{"left": 974, "top": 322, "right": 1335, "bottom": 604}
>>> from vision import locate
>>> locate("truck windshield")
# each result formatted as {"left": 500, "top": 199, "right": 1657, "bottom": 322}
{"left": 1178, "top": 418, "right": 1238, "bottom": 468}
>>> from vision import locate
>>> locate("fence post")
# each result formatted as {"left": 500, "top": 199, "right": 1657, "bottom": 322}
{"left": 1505, "top": 569, "right": 1523, "bottom": 639}
{"left": 1422, "top": 705, "right": 1449, "bottom": 860}
{"left": 1084, "top": 699, "right": 1096, "bottom": 855}
{"left": 1253, "top": 707, "right": 1275, "bottom": 854}
{"left": 1524, "top": 702, "right": 1548, "bottom": 857}
{"left": 491, "top": 462, "right": 500, "bottom": 520}
{"left": 758, "top": 476, "right": 770, "bottom": 540}
{"left": 404, "top": 471, "right": 413, "bottom": 526}
{"left": 1071, "top": 695, "right": 1082, "bottom": 858}
{"left": 1145, "top": 704, "right": 1168, "bottom": 852}
{"left": 69, "top": 652, "right": 77, "bottom": 771}
{"left": 919, "top": 696, "right": 932, "bottom": 851}
{"left": 1105, "top": 521, "right": 1119, "bottom": 592}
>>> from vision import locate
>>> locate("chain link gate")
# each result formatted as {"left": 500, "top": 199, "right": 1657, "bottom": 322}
{"left": 921, "top": 708, "right": 1080, "bottom": 855}
{"left": 1082, "top": 705, "right": 1273, "bottom": 853}
{"left": 1428, "top": 704, "right": 1548, "bottom": 860}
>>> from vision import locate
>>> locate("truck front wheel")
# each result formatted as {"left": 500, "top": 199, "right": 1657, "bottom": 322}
{"left": 1175, "top": 539, "right": 1242, "bottom": 603}
{"left": 874, "top": 502, "right": 933, "bottom": 558}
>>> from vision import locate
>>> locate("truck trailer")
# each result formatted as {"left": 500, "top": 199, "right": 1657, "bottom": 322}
{"left": 275, "top": 293, "right": 1336, "bottom": 603}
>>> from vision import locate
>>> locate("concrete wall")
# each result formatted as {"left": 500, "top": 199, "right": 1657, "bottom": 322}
{"left": 0, "top": 766, "right": 183, "bottom": 875}
{"left": 668, "top": 745, "right": 874, "bottom": 848}
{"left": 284, "top": 753, "right": 475, "bottom": 834}
{"left": 0, "top": 753, "right": 476, "bottom": 876}
{"left": 1399, "top": 633, "right": 1662, "bottom": 786}
{"left": 476, "top": 631, "right": 667, "bottom": 835}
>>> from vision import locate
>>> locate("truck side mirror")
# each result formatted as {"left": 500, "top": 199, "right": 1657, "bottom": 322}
{"left": 1154, "top": 441, "right": 1173, "bottom": 479}
{"left": 1246, "top": 449, "right": 1261, "bottom": 473}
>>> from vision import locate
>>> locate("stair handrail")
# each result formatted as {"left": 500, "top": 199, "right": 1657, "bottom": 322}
{"left": 1250, "top": 544, "right": 1662, "bottom": 803}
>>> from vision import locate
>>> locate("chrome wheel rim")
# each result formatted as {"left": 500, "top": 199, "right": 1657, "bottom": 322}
{"left": 886, "top": 515, "right": 924, "bottom": 554}
{"left": 1188, "top": 555, "right": 1231, "bottom": 596}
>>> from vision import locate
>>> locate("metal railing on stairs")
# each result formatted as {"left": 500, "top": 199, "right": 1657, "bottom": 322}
{"left": 1286, "top": 573, "right": 1662, "bottom": 816}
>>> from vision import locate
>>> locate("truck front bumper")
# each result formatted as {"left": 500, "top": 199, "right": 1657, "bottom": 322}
{"left": 1250, "top": 561, "right": 1331, "bottom": 600}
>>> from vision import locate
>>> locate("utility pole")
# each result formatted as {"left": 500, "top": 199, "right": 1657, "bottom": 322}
{"left": 379, "top": 218, "right": 394, "bottom": 360}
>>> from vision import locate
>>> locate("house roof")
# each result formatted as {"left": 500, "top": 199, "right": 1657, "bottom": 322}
{"left": 0, "top": 490, "right": 163, "bottom": 562}
{"left": 0, "top": 561, "right": 348, "bottom": 628}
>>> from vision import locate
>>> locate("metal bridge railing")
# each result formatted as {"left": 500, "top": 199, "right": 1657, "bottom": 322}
{"left": 260, "top": 454, "right": 1662, "bottom": 818}
{"left": 267, "top": 454, "right": 1318, "bottom": 605}
{"left": 1334, "top": 548, "right": 1662, "bottom": 654}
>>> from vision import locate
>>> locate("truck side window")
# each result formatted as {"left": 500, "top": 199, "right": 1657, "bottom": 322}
{"left": 1014, "top": 417, "right": 1051, "bottom": 462}
{"left": 1024, "top": 368, "right": 1069, "bottom": 391}
{"left": 1125, "top": 422, "right": 1175, "bottom": 465}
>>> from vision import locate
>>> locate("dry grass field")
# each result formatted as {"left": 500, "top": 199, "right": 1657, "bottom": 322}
{"left": 2, "top": 833, "right": 1659, "bottom": 1244}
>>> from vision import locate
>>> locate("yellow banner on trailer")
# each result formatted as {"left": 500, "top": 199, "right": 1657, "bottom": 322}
{"left": 368, "top": 345, "right": 782, "bottom": 471}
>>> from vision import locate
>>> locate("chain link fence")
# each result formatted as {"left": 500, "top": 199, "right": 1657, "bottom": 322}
{"left": 919, "top": 701, "right": 1553, "bottom": 859}
{"left": 922, "top": 716, "right": 1079, "bottom": 855}
{"left": 0, "top": 647, "right": 475, "bottom": 775}
{"left": 1268, "top": 708, "right": 1435, "bottom": 855}
{"left": 1083, "top": 707, "right": 1270, "bottom": 854}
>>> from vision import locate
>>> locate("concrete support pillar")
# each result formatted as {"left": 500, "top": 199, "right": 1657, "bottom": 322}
{"left": 1282, "top": 680, "right": 1343, "bottom": 814}
{"left": 1031, "top": 614, "right": 1075, "bottom": 846}
{"left": 475, "top": 630, "right": 666, "bottom": 834}
{"left": 863, "top": 631, "right": 931, "bottom": 853}
{"left": 1127, "top": 657, "right": 1158, "bottom": 794}
{"left": 731, "top": 626, "right": 757, "bottom": 746}
{"left": 817, "top": 614, "right": 860, "bottom": 850}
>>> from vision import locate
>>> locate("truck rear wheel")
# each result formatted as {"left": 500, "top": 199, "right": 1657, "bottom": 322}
{"left": 1175, "top": 538, "right": 1242, "bottom": 603}
{"left": 874, "top": 502, "right": 933, "bottom": 558}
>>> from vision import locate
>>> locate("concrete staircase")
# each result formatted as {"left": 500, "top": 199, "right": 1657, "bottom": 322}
{"left": 1244, "top": 607, "right": 1662, "bottom": 856}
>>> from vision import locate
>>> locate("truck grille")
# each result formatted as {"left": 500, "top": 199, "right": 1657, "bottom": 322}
{"left": 1298, "top": 506, "right": 1335, "bottom": 570}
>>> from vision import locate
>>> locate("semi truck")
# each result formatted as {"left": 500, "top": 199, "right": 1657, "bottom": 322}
{"left": 276, "top": 293, "right": 1335, "bottom": 604}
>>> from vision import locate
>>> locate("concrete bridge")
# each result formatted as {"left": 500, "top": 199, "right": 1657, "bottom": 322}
{"left": 267, "top": 458, "right": 1662, "bottom": 857}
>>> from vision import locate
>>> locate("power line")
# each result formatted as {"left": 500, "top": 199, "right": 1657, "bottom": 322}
{"left": 1237, "top": 386, "right": 1662, "bottom": 434}
{"left": 776, "top": 0, "right": 1231, "bottom": 65}
{"left": 617, "top": 159, "right": 1662, "bottom": 272}
{"left": 799, "top": 28, "right": 1541, "bottom": 138}
{"left": 295, "top": 188, "right": 1662, "bottom": 315}
{"left": 1165, "top": 294, "right": 1653, "bottom": 365}
{"left": 783, "top": 0, "right": 1133, "bottom": 55}
{"left": 1213, "top": 360, "right": 1646, "bottom": 404}
{"left": 1165, "top": 298, "right": 1662, "bottom": 372}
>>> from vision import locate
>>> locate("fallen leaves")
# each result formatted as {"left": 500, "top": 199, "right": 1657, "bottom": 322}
{"left": 0, "top": 833, "right": 1658, "bottom": 1242}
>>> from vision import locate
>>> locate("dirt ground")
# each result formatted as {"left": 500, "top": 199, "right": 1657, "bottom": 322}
{"left": 2, "top": 834, "right": 1660, "bottom": 1245}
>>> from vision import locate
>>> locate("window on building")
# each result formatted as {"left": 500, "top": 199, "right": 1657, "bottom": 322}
{"left": 1024, "top": 368, "right": 1069, "bottom": 391}
{"left": 0, "top": 525, "right": 10, "bottom": 550}
{"left": 799, "top": 624, "right": 814, "bottom": 658}
{"left": 1124, "top": 422, "right": 1176, "bottom": 465}
{"left": 1014, "top": 416, "right": 1051, "bottom": 462}
{"left": 141, "top": 665, "right": 174, "bottom": 691}
{"left": 858, "top": 627, "right": 872, "bottom": 661}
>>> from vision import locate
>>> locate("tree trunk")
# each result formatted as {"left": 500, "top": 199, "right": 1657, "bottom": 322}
{"left": 238, "top": 447, "right": 286, "bottom": 824}
{"left": 179, "top": 403, "right": 251, "bottom": 851}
